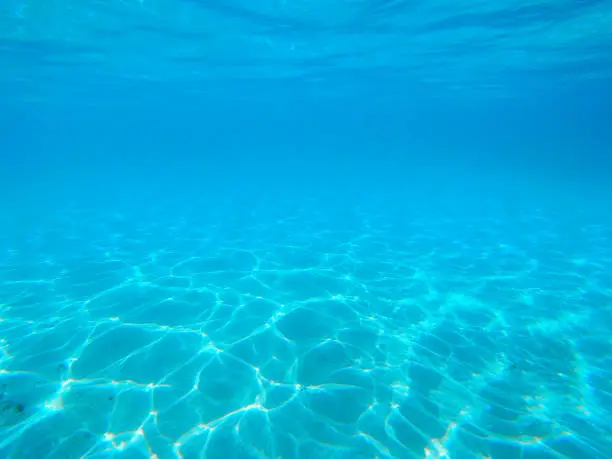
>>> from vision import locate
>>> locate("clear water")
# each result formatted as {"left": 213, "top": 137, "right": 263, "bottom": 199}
{"left": 1, "top": 1, "right": 612, "bottom": 458}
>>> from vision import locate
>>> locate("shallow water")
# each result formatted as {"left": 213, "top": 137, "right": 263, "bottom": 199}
{"left": 1, "top": 196, "right": 611, "bottom": 458}
{"left": 2, "top": 0, "right": 612, "bottom": 458}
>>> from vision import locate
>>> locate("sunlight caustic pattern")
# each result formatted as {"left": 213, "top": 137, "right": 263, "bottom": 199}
{"left": 0, "top": 204, "right": 611, "bottom": 458}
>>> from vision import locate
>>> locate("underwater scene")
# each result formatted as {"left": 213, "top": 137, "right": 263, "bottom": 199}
{"left": 1, "top": 0, "right": 612, "bottom": 458}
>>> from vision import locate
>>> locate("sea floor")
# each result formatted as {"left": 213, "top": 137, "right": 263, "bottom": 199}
{"left": 0, "top": 199, "right": 611, "bottom": 458}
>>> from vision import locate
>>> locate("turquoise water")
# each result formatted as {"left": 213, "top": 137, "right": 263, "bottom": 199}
{"left": 2, "top": 1, "right": 612, "bottom": 458}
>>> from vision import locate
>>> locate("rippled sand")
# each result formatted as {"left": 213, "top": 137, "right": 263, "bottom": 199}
{"left": 1, "top": 202, "right": 610, "bottom": 458}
